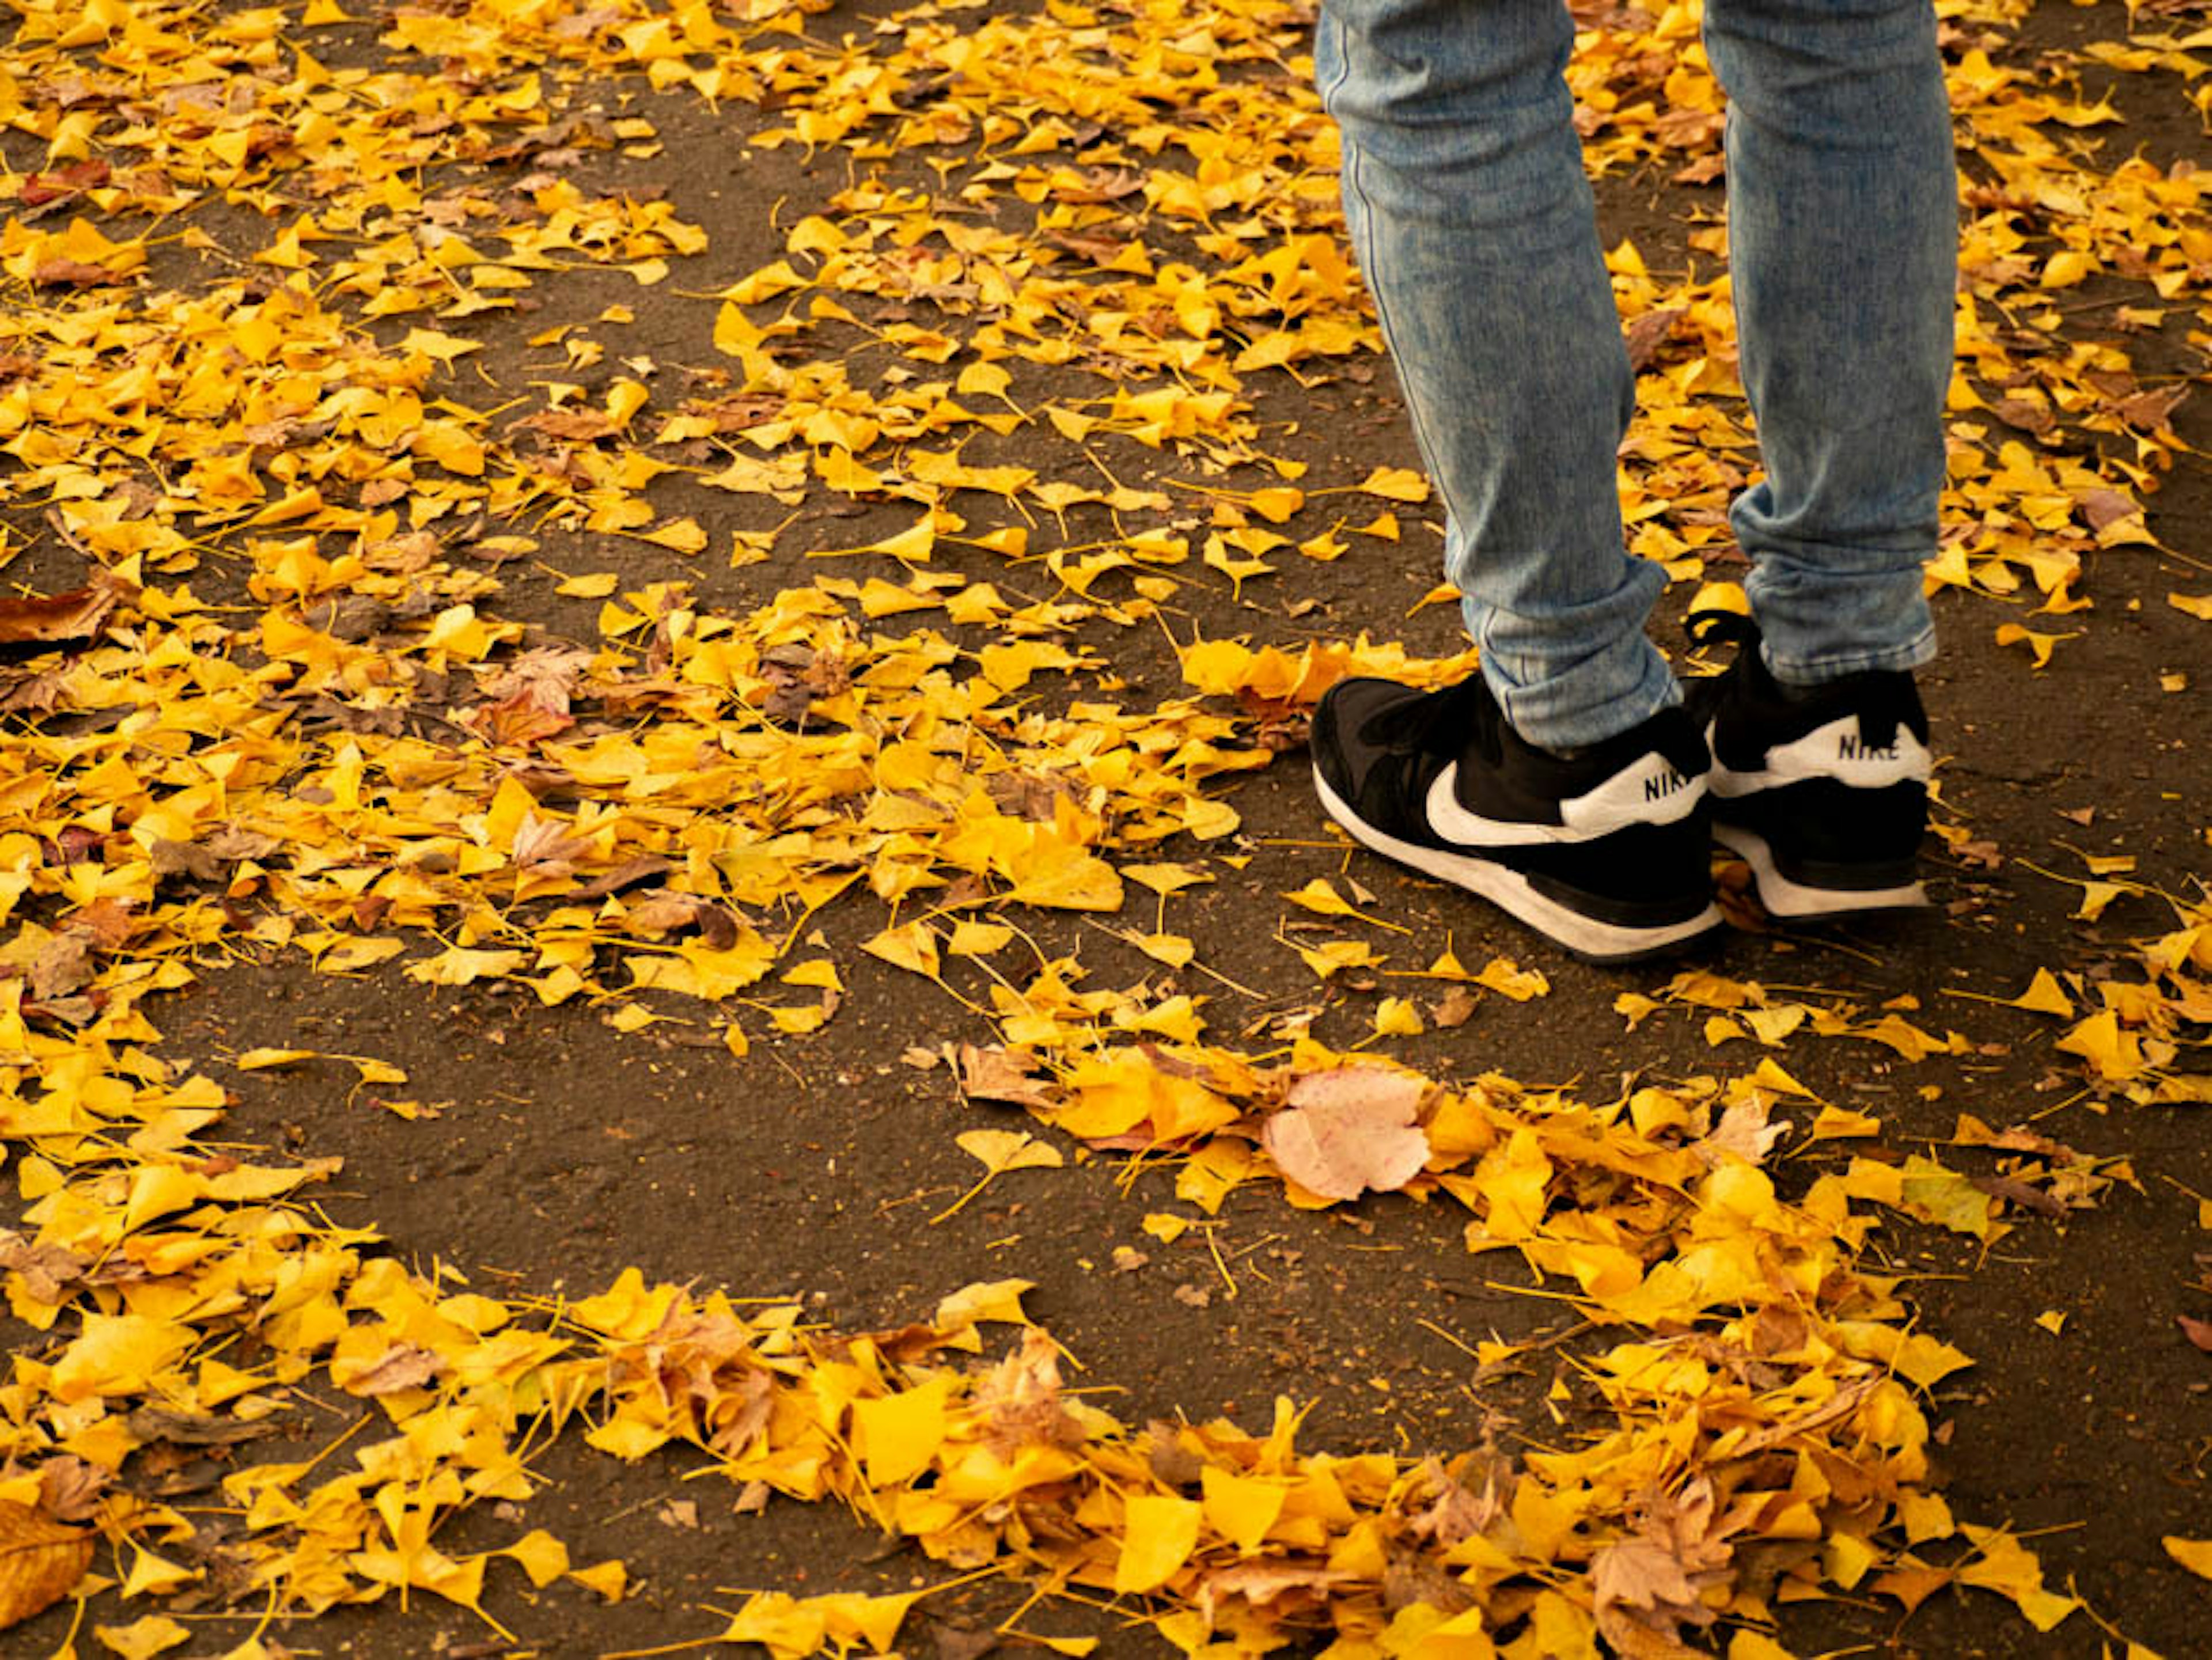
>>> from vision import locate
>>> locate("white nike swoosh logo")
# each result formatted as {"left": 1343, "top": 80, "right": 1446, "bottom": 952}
{"left": 1425, "top": 755, "right": 1705, "bottom": 847}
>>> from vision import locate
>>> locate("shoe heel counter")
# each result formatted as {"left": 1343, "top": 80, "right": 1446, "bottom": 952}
{"left": 1517, "top": 808, "right": 1715, "bottom": 925}
{"left": 1739, "top": 778, "right": 1927, "bottom": 887}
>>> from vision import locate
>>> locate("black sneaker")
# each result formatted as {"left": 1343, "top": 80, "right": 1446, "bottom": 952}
{"left": 1309, "top": 673, "right": 1719, "bottom": 963}
{"left": 1684, "top": 610, "right": 1931, "bottom": 918}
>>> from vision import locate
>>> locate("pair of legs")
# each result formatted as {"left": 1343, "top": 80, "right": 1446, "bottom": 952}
{"left": 1316, "top": 0, "right": 1956, "bottom": 751}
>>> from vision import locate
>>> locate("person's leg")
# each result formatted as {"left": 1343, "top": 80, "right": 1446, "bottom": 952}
{"left": 1704, "top": 0, "right": 1956, "bottom": 683}
{"left": 1316, "top": 0, "right": 1673, "bottom": 752}
{"left": 1690, "top": 0, "right": 1955, "bottom": 917}
{"left": 1309, "top": 0, "right": 1720, "bottom": 961}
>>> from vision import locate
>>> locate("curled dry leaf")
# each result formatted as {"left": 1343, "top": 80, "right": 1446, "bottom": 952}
{"left": 0, "top": 1497, "right": 93, "bottom": 1632}
{"left": 0, "top": 570, "right": 134, "bottom": 660}
{"left": 1261, "top": 1066, "right": 1430, "bottom": 1201}
{"left": 955, "top": 1043, "right": 1055, "bottom": 1111}
{"left": 36, "top": 1457, "right": 108, "bottom": 1524}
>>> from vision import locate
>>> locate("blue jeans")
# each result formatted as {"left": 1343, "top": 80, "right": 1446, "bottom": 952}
{"left": 1317, "top": 0, "right": 1955, "bottom": 749}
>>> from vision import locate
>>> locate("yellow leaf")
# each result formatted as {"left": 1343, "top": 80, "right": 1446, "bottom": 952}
{"left": 1201, "top": 1467, "right": 1287, "bottom": 1553}
{"left": 502, "top": 1530, "right": 570, "bottom": 1588}
{"left": 236, "top": 1047, "right": 319, "bottom": 1069}
{"left": 947, "top": 920, "right": 1014, "bottom": 956}
{"left": 556, "top": 572, "right": 620, "bottom": 598}
{"left": 1355, "top": 465, "right": 1430, "bottom": 503}
{"left": 2168, "top": 591, "right": 2212, "bottom": 621}
{"left": 1132, "top": 933, "right": 1194, "bottom": 969}
{"left": 862, "top": 922, "right": 941, "bottom": 977}
{"left": 955, "top": 360, "right": 1012, "bottom": 400}
{"left": 399, "top": 327, "right": 483, "bottom": 364}
{"left": 852, "top": 1377, "right": 953, "bottom": 1487}
{"left": 405, "top": 947, "right": 526, "bottom": 986}
{"left": 2008, "top": 968, "right": 2074, "bottom": 1016}
{"left": 1114, "top": 1493, "right": 1203, "bottom": 1593}
{"left": 1474, "top": 956, "right": 1548, "bottom": 1001}
{"left": 2039, "top": 248, "right": 2093, "bottom": 288}
{"left": 1994, "top": 622, "right": 2074, "bottom": 670}
{"left": 1956, "top": 1529, "right": 2076, "bottom": 1631}
{"left": 641, "top": 518, "right": 708, "bottom": 554}
{"left": 815, "top": 1589, "right": 919, "bottom": 1652}
{"left": 1283, "top": 879, "right": 1355, "bottom": 919}
{"left": 96, "top": 1617, "right": 193, "bottom": 1659}
{"left": 2163, "top": 1536, "right": 2212, "bottom": 1580}
{"left": 52, "top": 1314, "right": 194, "bottom": 1401}
{"left": 955, "top": 1130, "right": 1064, "bottom": 1177}
{"left": 933, "top": 1279, "right": 1033, "bottom": 1332}
{"left": 1373, "top": 996, "right": 1423, "bottom": 1037}
{"left": 1728, "top": 1633, "right": 1800, "bottom": 1660}
{"left": 1005, "top": 847, "right": 1123, "bottom": 912}
{"left": 567, "top": 1559, "right": 628, "bottom": 1601}
{"left": 120, "top": 1546, "right": 196, "bottom": 1598}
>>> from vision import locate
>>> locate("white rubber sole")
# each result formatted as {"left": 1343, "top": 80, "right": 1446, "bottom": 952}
{"left": 1314, "top": 768, "right": 1722, "bottom": 965}
{"left": 1714, "top": 822, "right": 1926, "bottom": 918}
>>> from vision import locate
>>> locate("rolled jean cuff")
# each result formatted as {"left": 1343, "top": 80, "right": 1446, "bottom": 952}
{"left": 1486, "top": 632, "right": 1683, "bottom": 753}
{"left": 1762, "top": 621, "right": 1938, "bottom": 687}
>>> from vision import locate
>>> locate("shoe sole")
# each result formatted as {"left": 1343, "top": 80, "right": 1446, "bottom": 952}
{"left": 1714, "top": 823, "right": 1927, "bottom": 918}
{"left": 1314, "top": 767, "right": 1722, "bottom": 965}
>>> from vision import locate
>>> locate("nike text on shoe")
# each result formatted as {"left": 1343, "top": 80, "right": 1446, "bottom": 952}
{"left": 1685, "top": 610, "right": 1932, "bottom": 920}
{"left": 1309, "top": 674, "right": 1721, "bottom": 964}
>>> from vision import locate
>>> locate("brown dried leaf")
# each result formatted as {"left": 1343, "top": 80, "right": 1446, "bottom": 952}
{"left": 0, "top": 1232, "right": 90, "bottom": 1305}
{"left": 0, "top": 1497, "right": 93, "bottom": 1631}
{"left": 1430, "top": 986, "right": 1479, "bottom": 1029}
{"left": 35, "top": 1458, "right": 107, "bottom": 1524}
{"left": 1692, "top": 1098, "right": 1786, "bottom": 1167}
{"left": 0, "top": 572, "right": 133, "bottom": 659}
{"left": 122, "top": 1408, "right": 283, "bottom": 1447}
{"left": 512, "top": 408, "right": 622, "bottom": 443}
{"left": 956, "top": 1044, "right": 1055, "bottom": 1111}
{"left": 571, "top": 856, "right": 676, "bottom": 899}
{"left": 2112, "top": 383, "right": 2188, "bottom": 432}
{"left": 1624, "top": 307, "right": 1685, "bottom": 371}
{"left": 2179, "top": 1314, "right": 2212, "bottom": 1354}
{"left": 29, "top": 258, "right": 127, "bottom": 287}
{"left": 1403, "top": 1453, "right": 1510, "bottom": 1546}
{"left": 972, "top": 1329, "right": 1085, "bottom": 1459}
{"left": 2075, "top": 487, "right": 2138, "bottom": 530}
{"left": 28, "top": 933, "right": 93, "bottom": 1001}
{"left": 1262, "top": 1067, "right": 1430, "bottom": 1201}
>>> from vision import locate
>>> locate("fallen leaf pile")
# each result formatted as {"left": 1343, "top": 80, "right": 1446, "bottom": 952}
{"left": 0, "top": 0, "right": 2205, "bottom": 1652}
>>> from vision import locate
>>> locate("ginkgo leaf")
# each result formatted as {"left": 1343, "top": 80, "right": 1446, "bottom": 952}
{"left": 852, "top": 1378, "right": 953, "bottom": 1487}
{"left": 1355, "top": 465, "right": 1430, "bottom": 502}
{"left": 1114, "top": 1494, "right": 1203, "bottom": 1593}
{"left": 2166, "top": 1537, "right": 2212, "bottom": 1581}
{"left": 955, "top": 1130, "right": 1065, "bottom": 1177}
{"left": 92, "top": 1617, "right": 192, "bottom": 1660}
{"left": 2007, "top": 969, "right": 2074, "bottom": 1016}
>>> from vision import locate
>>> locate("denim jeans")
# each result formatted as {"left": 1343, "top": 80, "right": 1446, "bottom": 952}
{"left": 1317, "top": 0, "right": 1956, "bottom": 750}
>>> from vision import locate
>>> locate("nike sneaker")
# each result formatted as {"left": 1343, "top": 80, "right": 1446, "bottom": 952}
{"left": 1309, "top": 672, "right": 1720, "bottom": 963}
{"left": 1685, "top": 610, "right": 1931, "bottom": 918}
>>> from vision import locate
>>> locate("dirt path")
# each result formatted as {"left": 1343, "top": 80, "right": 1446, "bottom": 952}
{"left": 0, "top": 0, "right": 2206, "bottom": 1655}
